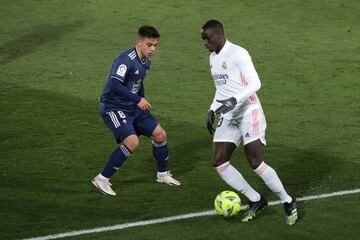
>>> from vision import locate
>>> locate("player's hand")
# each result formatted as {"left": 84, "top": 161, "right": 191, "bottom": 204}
{"left": 137, "top": 98, "right": 151, "bottom": 111}
{"left": 206, "top": 110, "right": 215, "bottom": 135}
{"left": 215, "top": 97, "right": 237, "bottom": 115}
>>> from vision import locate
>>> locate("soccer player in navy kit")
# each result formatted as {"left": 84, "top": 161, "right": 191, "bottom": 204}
{"left": 92, "top": 25, "right": 180, "bottom": 196}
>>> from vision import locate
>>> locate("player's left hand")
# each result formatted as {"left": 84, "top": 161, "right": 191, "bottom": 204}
{"left": 137, "top": 97, "right": 151, "bottom": 111}
{"left": 215, "top": 97, "right": 237, "bottom": 114}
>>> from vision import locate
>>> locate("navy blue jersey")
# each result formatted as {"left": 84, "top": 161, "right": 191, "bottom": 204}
{"left": 100, "top": 47, "right": 151, "bottom": 114}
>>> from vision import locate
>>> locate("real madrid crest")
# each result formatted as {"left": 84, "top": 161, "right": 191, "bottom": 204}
{"left": 222, "top": 61, "right": 227, "bottom": 70}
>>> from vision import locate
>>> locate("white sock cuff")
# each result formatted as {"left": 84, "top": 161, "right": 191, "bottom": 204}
{"left": 152, "top": 140, "right": 167, "bottom": 147}
{"left": 215, "top": 161, "right": 231, "bottom": 173}
{"left": 98, "top": 173, "right": 109, "bottom": 181}
{"left": 254, "top": 161, "right": 268, "bottom": 175}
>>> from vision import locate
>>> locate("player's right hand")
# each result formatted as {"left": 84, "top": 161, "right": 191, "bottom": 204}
{"left": 137, "top": 98, "right": 151, "bottom": 111}
{"left": 206, "top": 110, "right": 215, "bottom": 135}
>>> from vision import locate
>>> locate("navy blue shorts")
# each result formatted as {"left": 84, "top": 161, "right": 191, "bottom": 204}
{"left": 101, "top": 108, "right": 158, "bottom": 143}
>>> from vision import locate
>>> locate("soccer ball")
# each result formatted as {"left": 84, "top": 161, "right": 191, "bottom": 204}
{"left": 214, "top": 190, "right": 241, "bottom": 217}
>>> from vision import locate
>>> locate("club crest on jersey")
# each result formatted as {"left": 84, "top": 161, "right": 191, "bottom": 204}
{"left": 222, "top": 61, "right": 227, "bottom": 70}
{"left": 130, "top": 79, "right": 142, "bottom": 93}
{"left": 116, "top": 64, "right": 127, "bottom": 77}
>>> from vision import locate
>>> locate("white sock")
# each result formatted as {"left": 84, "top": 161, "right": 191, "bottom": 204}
{"left": 255, "top": 162, "right": 292, "bottom": 203}
{"left": 216, "top": 161, "right": 260, "bottom": 202}
{"left": 98, "top": 173, "right": 109, "bottom": 181}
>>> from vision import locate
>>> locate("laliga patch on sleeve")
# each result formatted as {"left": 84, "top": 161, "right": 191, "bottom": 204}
{"left": 116, "top": 64, "right": 127, "bottom": 77}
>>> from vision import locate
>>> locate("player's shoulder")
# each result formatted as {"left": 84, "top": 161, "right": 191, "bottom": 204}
{"left": 227, "top": 41, "right": 250, "bottom": 57}
{"left": 114, "top": 47, "right": 137, "bottom": 64}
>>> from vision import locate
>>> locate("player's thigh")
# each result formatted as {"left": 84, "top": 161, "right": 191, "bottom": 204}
{"left": 213, "top": 118, "right": 242, "bottom": 147}
{"left": 101, "top": 110, "right": 136, "bottom": 144}
{"left": 133, "top": 110, "right": 158, "bottom": 138}
{"left": 241, "top": 108, "right": 267, "bottom": 146}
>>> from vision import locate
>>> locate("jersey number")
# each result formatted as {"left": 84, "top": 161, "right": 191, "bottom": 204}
{"left": 117, "top": 111, "right": 126, "bottom": 119}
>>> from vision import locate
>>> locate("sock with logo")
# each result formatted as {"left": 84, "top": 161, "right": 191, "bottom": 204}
{"left": 101, "top": 145, "right": 132, "bottom": 178}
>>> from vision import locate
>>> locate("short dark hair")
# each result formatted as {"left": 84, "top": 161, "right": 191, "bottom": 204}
{"left": 138, "top": 25, "right": 160, "bottom": 38}
{"left": 202, "top": 20, "right": 224, "bottom": 34}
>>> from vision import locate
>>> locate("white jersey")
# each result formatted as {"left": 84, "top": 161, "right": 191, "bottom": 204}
{"left": 209, "top": 40, "right": 263, "bottom": 119}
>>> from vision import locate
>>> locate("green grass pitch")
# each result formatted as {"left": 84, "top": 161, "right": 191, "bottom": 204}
{"left": 1, "top": 0, "right": 359, "bottom": 239}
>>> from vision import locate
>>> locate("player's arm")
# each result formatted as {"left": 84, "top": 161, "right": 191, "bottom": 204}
{"left": 136, "top": 85, "right": 151, "bottom": 111}
{"left": 233, "top": 49, "right": 261, "bottom": 103}
{"left": 215, "top": 49, "right": 261, "bottom": 115}
{"left": 109, "top": 58, "right": 150, "bottom": 110}
{"left": 109, "top": 78, "right": 141, "bottom": 103}
{"left": 138, "top": 84, "right": 144, "bottom": 98}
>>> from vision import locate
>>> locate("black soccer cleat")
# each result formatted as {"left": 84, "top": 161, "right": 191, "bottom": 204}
{"left": 241, "top": 194, "right": 268, "bottom": 222}
{"left": 283, "top": 197, "right": 298, "bottom": 225}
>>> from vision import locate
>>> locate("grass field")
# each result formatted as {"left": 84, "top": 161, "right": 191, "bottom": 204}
{"left": 1, "top": 0, "right": 360, "bottom": 239}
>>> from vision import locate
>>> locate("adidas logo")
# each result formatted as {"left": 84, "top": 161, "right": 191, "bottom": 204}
{"left": 134, "top": 69, "right": 139, "bottom": 74}
{"left": 245, "top": 133, "right": 250, "bottom": 138}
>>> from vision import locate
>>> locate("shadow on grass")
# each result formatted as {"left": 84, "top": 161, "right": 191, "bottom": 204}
{"left": 0, "top": 21, "right": 83, "bottom": 65}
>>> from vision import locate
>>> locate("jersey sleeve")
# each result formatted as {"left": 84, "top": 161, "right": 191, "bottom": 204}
{"left": 108, "top": 79, "right": 141, "bottom": 103}
{"left": 233, "top": 48, "right": 261, "bottom": 103}
{"left": 138, "top": 84, "right": 144, "bottom": 98}
{"left": 110, "top": 55, "right": 132, "bottom": 82}
{"left": 108, "top": 55, "right": 141, "bottom": 103}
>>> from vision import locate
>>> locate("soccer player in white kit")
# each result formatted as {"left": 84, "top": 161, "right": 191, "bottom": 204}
{"left": 201, "top": 20, "right": 297, "bottom": 225}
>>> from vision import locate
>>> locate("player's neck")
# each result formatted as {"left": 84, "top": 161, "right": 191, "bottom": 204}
{"left": 215, "top": 39, "right": 226, "bottom": 54}
{"left": 135, "top": 46, "right": 147, "bottom": 62}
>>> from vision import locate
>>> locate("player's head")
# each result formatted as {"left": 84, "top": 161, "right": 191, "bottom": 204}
{"left": 201, "top": 20, "right": 225, "bottom": 53}
{"left": 136, "top": 25, "right": 160, "bottom": 59}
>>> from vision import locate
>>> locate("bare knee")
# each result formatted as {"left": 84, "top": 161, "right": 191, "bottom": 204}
{"left": 246, "top": 154, "right": 262, "bottom": 169}
{"left": 123, "top": 135, "right": 139, "bottom": 152}
{"left": 213, "top": 152, "right": 228, "bottom": 167}
{"left": 212, "top": 142, "right": 236, "bottom": 167}
{"left": 244, "top": 140, "right": 264, "bottom": 169}
{"left": 151, "top": 125, "right": 167, "bottom": 143}
{"left": 244, "top": 149, "right": 262, "bottom": 169}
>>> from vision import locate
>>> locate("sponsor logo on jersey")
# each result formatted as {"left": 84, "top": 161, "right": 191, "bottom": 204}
{"left": 212, "top": 73, "right": 228, "bottom": 86}
{"left": 215, "top": 79, "right": 227, "bottom": 86}
{"left": 222, "top": 61, "right": 227, "bottom": 69}
{"left": 212, "top": 73, "right": 229, "bottom": 80}
{"left": 116, "top": 64, "right": 127, "bottom": 77}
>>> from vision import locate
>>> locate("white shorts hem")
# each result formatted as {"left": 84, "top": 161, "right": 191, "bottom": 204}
{"left": 243, "top": 134, "right": 266, "bottom": 146}
{"left": 213, "top": 138, "right": 240, "bottom": 147}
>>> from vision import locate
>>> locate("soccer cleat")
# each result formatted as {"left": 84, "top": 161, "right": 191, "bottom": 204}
{"left": 92, "top": 174, "right": 116, "bottom": 196}
{"left": 283, "top": 197, "right": 298, "bottom": 225}
{"left": 241, "top": 194, "right": 268, "bottom": 222}
{"left": 156, "top": 171, "right": 181, "bottom": 186}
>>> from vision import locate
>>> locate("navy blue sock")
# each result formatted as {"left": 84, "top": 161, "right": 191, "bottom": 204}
{"left": 101, "top": 145, "right": 132, "bottom": 178}
{"left": 152, "top": 140, "right": 169, "bottom": 172}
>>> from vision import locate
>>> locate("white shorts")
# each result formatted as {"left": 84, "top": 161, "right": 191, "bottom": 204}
{"left": 213, "top": 108, "right": 267, "bottom": 146}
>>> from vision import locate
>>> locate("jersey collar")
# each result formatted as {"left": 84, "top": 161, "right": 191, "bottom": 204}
{"left": 216, "top": 40, "right": 230, "bottom": 56}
